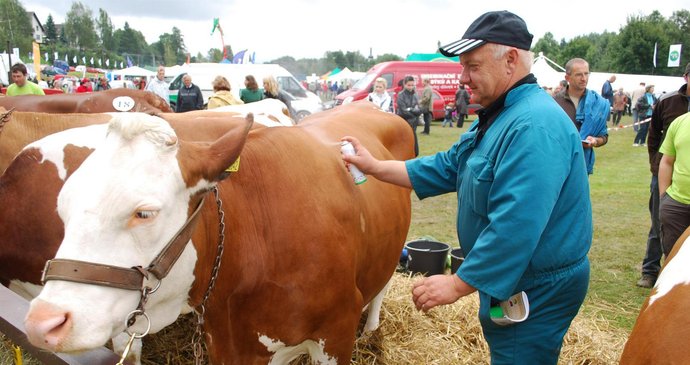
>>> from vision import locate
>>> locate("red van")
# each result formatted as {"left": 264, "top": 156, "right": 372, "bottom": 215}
{"left": 334, "top": 61, "right": 474, "bottom": 117}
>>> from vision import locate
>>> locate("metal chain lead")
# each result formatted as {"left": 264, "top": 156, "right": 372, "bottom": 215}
{"left": 192, "top": 185, "right": 226, "bottom": 365}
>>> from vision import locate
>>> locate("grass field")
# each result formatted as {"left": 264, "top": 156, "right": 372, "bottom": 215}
{"left": 1, "top": 114, "right": 654, "bottom": 362}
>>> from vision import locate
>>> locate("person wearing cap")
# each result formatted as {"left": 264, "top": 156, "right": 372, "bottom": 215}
{"left": 75, "top": 78, "right": 92, "bottom": 93}
{"left": 341, "top": 10, "right": 590, "bottom": 364}
{"left": 636, "top": 62, "right": 690, "bottom": 289}
{"left": 6, "top": 63, "right": 45, "bottom": 96}
{"left": 553, "top": 58, "right": 609, "bottom": 175}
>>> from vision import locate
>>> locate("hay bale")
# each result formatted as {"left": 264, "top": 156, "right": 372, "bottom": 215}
{"left": 139, "top": 273, "right": 625, "bottom": 364}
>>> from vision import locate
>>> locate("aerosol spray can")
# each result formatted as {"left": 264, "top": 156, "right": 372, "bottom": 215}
{"left": 340, "top": 141, "right": 367, "bottom": 185}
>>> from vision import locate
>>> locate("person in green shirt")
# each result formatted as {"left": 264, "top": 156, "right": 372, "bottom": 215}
{"left": 240, "top": 74, "right": 263, "bottom": 103}
{"left": 658, "top": 112, "right": 690, "bottom": 256}
{"left": 6, "top": 64, "right": 45, "bottom": 96}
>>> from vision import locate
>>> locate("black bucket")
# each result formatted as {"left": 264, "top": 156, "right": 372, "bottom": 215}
{"left": 405, "top": 240, "right": 450, "bottom": 276}
{"left": 450, "top": 248, "right": 465, "bottom": 274}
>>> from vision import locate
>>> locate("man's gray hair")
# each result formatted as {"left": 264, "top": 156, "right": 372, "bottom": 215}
{"left": 491, "top": 43, "right": 533, "bottom": 66}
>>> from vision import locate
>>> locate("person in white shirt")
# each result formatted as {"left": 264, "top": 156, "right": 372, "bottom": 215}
{"left": 367, "top": 77, "right": 392, "bottom": 112}
{"left": 145, "top": 66, "right": 170, "bottom": 105}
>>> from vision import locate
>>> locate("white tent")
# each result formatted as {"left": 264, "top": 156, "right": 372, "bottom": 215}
{"left": 110, "top": 66, "right": 156, "bottom": 78}
{"left": 327, "top": 67, "right": 365, "bottom": 84}
{"left": 532, "top": 53, "right": 565, "bottom": 89}
{"left": 587, "top": 72, "right": 684, "bottom": 96}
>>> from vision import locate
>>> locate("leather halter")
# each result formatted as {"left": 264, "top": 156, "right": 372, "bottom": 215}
{"left": 41, "top": 195, "right": 206, "bottom": 291}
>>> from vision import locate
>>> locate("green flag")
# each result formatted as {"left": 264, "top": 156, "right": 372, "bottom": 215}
{"left": 211, "top": 18, "right": 219, "bottom": 35}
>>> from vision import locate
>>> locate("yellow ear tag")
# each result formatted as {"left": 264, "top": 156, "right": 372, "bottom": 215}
{"left": 13, "top": 345, "right": 23, "bottom": 365}
{"left": 225, "top": 157, "right": 241, "bottom": 173}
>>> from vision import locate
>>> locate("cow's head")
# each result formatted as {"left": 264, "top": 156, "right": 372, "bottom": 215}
{"left": 25, "top": 112, "right": 252, "bottom": 352}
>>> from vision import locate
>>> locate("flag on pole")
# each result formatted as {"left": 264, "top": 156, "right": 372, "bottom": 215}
{"left": 211, "top": 18, "right": 219, "bottom": 35}
{"left": 65, "top": 54, "right": 68, "bottom": 62}
{"left": 54, "top": 51, "right": 58, "bottom": 60}
{"left": 106, "top": 59, "right": 110, "bottom": 67}
{"left": 668, "top": 44, "right": 682, "bottom": 67}
{"left": 126, "top": 56, "right": 133, "bottom": 67}
{"left": 44, "top": 52, "right": 49, "bottom": 61}
{"left": 33, "top": 42, "right": 41, "bottom": 81}
{"left": 73, "top": 55, "right": 77, "bottom": 63}
{"left": 120, "top": 61, "right": 124, "bottom": 68}
{"left": 89, "top": 57, "right": 94, "bottom": 65}
{"left": 98, "top": 58, "right": 102, "bottom": 66}
{"left": 82, "top": 56, "right": 86, "bottom": 64}
{"left": 653, "top": 42, "right": 657, "bottom": 68}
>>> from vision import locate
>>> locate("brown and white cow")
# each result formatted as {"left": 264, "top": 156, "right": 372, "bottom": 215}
{"left": 620, "top": 227, "right": 690, "bottom": 364}
{"left": 0, "top": 88, "right": 173, "bottom": 114}
{"left": 19, "top": 102, "right": 413, "bottom": 363}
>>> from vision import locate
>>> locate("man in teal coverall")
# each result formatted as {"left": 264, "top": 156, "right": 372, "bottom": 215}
{"left": 342, "top": 11, "right": 591, "bottom": 364}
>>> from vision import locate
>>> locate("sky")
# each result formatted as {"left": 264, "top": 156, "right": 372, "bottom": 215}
{"left": 19, "top": 0, "right": 688, "bottom": 64}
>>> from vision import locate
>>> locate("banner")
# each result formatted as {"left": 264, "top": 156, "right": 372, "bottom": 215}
{"left": 73, "top": 55, "right": 77, "bottom": 63}
{"left": 81, "top": 56, "right": 86, "bottom": 64}
{"left": 32, "top": 42, "right": 41, "bottom": 81}
{"left": 668, "top": 44, "right": 682, "bottom": 67}
{"left": 106, "top": 59, "right": 110, "bottom": 67}
{"left": 98, "top": 58, "right": 102, "bottom": 66}
{"left": 653, "top": 42, "right": 657, "bottom": 68}
{"left": 89, "top": 56, "right": 94, "bottom": 65}
{"left": 54, "top": 51, "right": 58, "bottom": 60}
{"left": 44, "top": 52, "right": 48, "bottom": 61}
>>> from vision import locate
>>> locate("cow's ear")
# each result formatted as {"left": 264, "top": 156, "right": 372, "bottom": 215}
{"left": 177, "top": 114, "right": 253, "bottom": 188}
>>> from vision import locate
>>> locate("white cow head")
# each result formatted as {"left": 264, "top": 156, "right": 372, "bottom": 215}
{"left": 24, "top": 112, "right": 252, "bottom": 353}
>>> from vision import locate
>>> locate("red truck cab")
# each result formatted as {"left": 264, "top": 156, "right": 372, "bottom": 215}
{"left": 335, "top": 61, "right": 476, "bottom": 118}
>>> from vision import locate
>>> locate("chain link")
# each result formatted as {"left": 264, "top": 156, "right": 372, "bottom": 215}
{"left": 192, "top": 185, "right": 226, "bottom": 365}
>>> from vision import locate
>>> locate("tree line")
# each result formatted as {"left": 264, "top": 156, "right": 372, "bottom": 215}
{"left": 1, "top": 0, "right": 688, "bottom": 78}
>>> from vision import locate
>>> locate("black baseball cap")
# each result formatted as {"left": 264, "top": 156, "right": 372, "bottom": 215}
{"left": 439, "top": 10, "right": 533, "bottom": 57}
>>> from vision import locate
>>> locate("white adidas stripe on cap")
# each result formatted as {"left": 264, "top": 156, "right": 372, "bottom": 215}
{"left": 439, "top": 38, "right": 486, "bottom": 57}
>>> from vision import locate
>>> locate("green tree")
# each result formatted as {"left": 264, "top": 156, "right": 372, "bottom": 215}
{"left": 667, "top": 10, "right": 690, "bottom": 75}
{"left": 615, "top": 11, "right": 674, "bottom": 75}
{"left": 58, "top": 24, "right": 67, "bottom": 45}
{"left": 44, "top": 14, "right": 57, "bottom": 44}
{"left": 64, "top": 1, "right": 97, "bottom": 50}
{"left": 207, "top": 48, "right": 223, "bottom": 62}
{"left": 0, "top": 0, "right": 33, "bottom": 56}
{"left": 96, "top": 8, "right": 116, "bottom": 51}
{"left": 532, "top": 32, "right": 561, "bottom": 61}
{"left": 558, "top": 36, "right": 594, "bottom": 67}
{"left": 114, "top": 22, "right": 148, "bottom": 60}
{"left": 151, "top": 27, "right": 187, "bottom": 66}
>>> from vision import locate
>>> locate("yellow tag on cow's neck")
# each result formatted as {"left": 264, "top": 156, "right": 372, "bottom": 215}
{"left": 225, "top": 157, "right": 240, "bottom": 172}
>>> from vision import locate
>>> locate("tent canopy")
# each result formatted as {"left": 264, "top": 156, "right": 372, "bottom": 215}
{"left": 531, "top": 53, "right": 565, "bottom": 89}
{"left": 327, "top": 67, "right": 365, "bottom": 83}
{"left": 110, "top": 66, "right": 156, "bottom": 78}
{"left": 405, "top": 53, "right": 458, "bottom": 62}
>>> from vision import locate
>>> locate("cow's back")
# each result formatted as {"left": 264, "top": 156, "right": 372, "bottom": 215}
{"left": 0, "top": 88, "right": 172, "bottom": 114}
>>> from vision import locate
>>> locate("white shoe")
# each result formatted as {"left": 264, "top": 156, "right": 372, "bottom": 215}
{"left": 633, "top": 143, "right": 639, "bottom": 147}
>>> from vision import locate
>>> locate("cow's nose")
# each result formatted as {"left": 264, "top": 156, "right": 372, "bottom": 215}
{"left": 24, "top": 299, "right": 73, "bottom": 350}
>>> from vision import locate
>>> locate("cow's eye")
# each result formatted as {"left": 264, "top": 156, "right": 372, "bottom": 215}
{"left": 135, "top": 210, "right": 158, "bottom": 219}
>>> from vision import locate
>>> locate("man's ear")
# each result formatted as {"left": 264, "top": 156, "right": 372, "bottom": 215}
{"left": 505, "top": 48, "right": 520, "bottom": 73}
